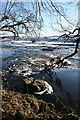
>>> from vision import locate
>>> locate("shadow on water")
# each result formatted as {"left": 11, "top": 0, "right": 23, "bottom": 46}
{"left": 52, "top": 68, "right": 79, "bottom": 114}
{"left": 2, "top": 64, "right": 80, "bottom": 115}
{"left": 28, "top": 70, "right": 76, "bottom": 106}
{"left": 3, "top": 73, "right": 26, "bottom": 94}
{"left": 28, "top": 69, "right": 79, "bottom": 114}
{"left": 2, "top": 69, "right": 72, "bottom": 100}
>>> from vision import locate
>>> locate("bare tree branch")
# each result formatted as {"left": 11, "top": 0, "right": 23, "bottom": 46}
{"left": 63, "top": 38, "right": 79, "bottom": 60}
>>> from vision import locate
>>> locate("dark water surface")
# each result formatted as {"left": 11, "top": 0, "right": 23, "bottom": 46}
{"left": 54, "top": 68, "right": 78, "bottom": 99}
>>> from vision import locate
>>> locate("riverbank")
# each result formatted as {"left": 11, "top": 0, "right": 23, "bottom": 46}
{"left": 1, "top": 90, "right": 79, "bottom": 120}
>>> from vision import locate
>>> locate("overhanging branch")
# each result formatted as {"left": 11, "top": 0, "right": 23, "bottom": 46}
{"left": 63, "top": 38, "right": 79, "bottom": 60}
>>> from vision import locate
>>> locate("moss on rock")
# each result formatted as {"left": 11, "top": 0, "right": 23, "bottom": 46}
{"left": 0, "top": 90, "right": 79, "bottom": 120}
{"left": 23, "top": 77, "right": 33, "bottom": 84}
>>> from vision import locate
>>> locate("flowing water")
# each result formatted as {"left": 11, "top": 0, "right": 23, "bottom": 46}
{"left": 1, "top": 37, "right": 80, "bottom": 112}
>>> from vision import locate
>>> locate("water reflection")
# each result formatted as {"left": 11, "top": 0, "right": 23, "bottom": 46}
{"left": 53, "top": 68, "right": 78, "bottom": 99}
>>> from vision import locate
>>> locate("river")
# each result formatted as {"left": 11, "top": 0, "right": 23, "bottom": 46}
{"left": 1, "top": 37, "right": 80, "bottom": 113}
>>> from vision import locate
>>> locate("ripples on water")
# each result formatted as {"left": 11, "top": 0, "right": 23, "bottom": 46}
{"left": 1, "top": 39, "right": 79, "bottom": 68}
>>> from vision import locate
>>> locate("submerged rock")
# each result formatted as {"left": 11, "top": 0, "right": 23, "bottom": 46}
{"left": 42, "top": 47, "right": 59, "bottom": 51}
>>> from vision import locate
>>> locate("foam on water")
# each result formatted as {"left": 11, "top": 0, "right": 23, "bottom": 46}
{"left": 11, "top": 39, "right": 76, "bottom": 47}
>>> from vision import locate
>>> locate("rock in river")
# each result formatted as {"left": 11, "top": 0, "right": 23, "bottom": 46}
{"left": 24, "top": 78, "right": 53, "bottom": 95}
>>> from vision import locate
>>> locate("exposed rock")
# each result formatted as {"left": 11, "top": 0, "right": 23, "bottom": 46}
{"left": 63, "top": 59, "right": 71, "bottom": 66}
{"left": 50, "top": 56, "right": 71, "bottom": 67}
{"left": 34, "top": 80, "right": 53, "bottom": 95}
{"left": 23, "top": 78, "right": 53, "bottom": 95}
{"left": 31, "top": 39, "right": 36, "bottom": 43}
{"left": 42, "top": 47, "right": 53, "bottom": 51}
{"left": 42, "top": 47, "right": 60, "bottom": 51}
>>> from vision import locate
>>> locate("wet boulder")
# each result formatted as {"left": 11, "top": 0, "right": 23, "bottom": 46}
{"left": 63, "top": 59, "right": 71, "bottom": 66}
{"left": 31, "top": 39, "right": 36, "bottom": 43}
{"left": 23, "top": 78, "right": 53, "bottom": 95}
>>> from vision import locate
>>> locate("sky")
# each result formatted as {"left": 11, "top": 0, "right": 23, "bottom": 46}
{"left": 40, "top": 2, "right": 78, "bottom": 36}
{"left": 23, "top": 0, "right": 78, "bottom": 36}
{"left": 0, "top": 0, "right": 79, "bottom": 37}
{"left": 0, "top": 0, "right": 78, "bottom": 2}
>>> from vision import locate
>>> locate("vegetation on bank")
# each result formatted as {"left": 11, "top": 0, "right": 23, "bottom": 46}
{"left": 1, "top": 90, "right": 79, "bottom": 120}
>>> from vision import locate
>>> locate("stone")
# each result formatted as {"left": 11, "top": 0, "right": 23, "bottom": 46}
{"left": 33, "top": 79, "right": 53, "bottom": 95}
{"left": 24, "top": 78, "right": 53, "bottom": 95}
